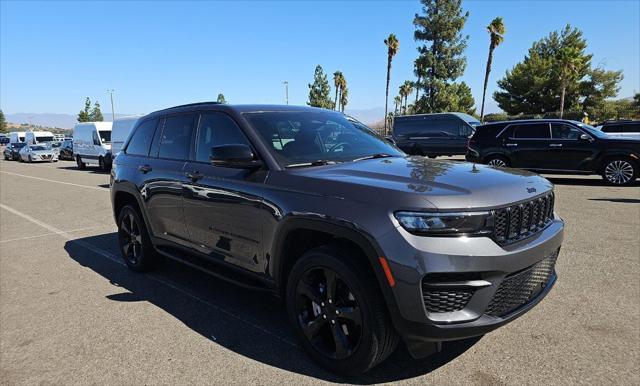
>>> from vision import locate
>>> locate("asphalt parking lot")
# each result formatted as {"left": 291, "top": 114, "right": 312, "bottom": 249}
{"left": 0, "top": 157, "right": 638, "bottom": 385}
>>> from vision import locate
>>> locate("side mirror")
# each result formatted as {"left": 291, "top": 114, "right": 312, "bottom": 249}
{"left": 210, "top": 144, "right": 262, "bottom": 169}
{"left": 579, "top": 133, "right": 593, "bottom": 141}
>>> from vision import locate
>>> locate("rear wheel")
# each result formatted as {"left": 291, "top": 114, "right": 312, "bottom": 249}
{"left": 117, "top": 205, "right": 158, "bottom": 272}
{"left": 485, "top": 155, "right": 509, "bottom": 167}
{"left": 76, "top": 155, "right": 86, "bottom": 170}
{"left": 98, "top": 156, "right": 106, "bottom": 171}
{"left": 602, "top": 157, "right": 637, "bottom": 186}
{"left": 286, "top": 246, "right": 399, "bottom": 375}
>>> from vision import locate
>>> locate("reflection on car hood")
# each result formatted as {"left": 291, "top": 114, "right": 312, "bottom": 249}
{"left": 275, "top": 156, "right": 554, "bottom": 210}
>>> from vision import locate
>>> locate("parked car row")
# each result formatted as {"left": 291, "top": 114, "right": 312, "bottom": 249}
{"left": 3, "top": 142, "right": 58, "bottom": 162}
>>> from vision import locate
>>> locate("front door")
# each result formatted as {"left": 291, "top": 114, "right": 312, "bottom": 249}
{"left": 550, "top": 123, "right": 597, "bottom": 170}
{"left": 182, "top": 111, "right": 266, "bottom": 273}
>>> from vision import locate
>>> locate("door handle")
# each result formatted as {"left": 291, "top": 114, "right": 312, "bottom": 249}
{"left": 185, "top": 171, "right": 204, "bottom": 181}
{"left": 138, "top": 164, "right": 152, "bottom": 173}
{"left": 549, "top": 144, "right": 563, "bottom": 147}
{"left": 505, "top": 143, "right": 518, "bottom": 147}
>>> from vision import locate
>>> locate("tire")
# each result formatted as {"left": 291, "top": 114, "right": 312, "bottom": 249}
{"left": 601, "top": 157, "right": 638, "bottom": 186}
{"left": 76, "top": 155, "right": 86, "bottom": 170}
{"left": 286, "top": 246, "right": 399, "bottom": 375}
{"left": 485, "top": 155, "right": 509, "bottom": 168}
{"left": 99, "top": 156, "right": 106, "bottom": 172}
{"left": 117, "top": 205, "right": 158, "bottom": 272}
{"left": 28, "top": 155, "right": 32, "bottom": 163}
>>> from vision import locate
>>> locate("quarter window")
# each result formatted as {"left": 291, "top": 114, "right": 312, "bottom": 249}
{"left": 158, "top": 114, "right": 196, "bottom": 160}
{"left": 195, "top": 113, "right": 251, "bottom": 163}
{"left": 126, "top": 119, "right": 158, "bottom": 156}
{"left": 512, "top": 124, "right": 551, "bottom": 139}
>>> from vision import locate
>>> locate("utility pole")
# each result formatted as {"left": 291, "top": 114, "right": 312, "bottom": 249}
{"left": 283, "top": 81, "right": 289, "bottom": 105}
{"left": 107, "top": 89, "right": 115, "bottom": 121}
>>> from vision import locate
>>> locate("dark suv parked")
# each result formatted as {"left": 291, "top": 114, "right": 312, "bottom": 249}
{"left": 3, "top": 142, "right": 26, "bottom": 160}
{"left": 392, "top": 113, "right": 480, "bottom": 157}
{"left": 466, "top": 119, "right": 640, "bottom": 186}
{"left": 110, "top": 103, "right": 564, "bottom": 374}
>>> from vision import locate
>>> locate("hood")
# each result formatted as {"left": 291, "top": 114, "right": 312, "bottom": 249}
{"left": 276, "top": 157, "right": 553, "bottom": 210}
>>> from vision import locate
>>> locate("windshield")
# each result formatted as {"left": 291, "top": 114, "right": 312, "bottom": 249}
{"left": 36, "top": 136, "right": 54, "bottom": 142}
{"left": 30, "top": 145, "right": 46, "bottom": 151}
{"left": 99, "top": 130, "right": 112, "bottom": 143}
{"left": 244, "top": 111, "right": 403, "bottom": 167}
{"left": 13, "top": 143, "right": 26, "bottom": 149}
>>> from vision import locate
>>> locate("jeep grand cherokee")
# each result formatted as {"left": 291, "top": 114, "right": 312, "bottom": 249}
{"left": 110, "top": 103, "right": 564, "bottom": 375}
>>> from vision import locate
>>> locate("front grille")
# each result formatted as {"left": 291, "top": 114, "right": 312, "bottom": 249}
{"left": 493, "top": 193, "right": 554, "bottom": 245}
{"left": 485, "top": 250, "right": 558, "bottom": 317}
{"left": 422, "top": 289, "right": 474, "bottom": 313}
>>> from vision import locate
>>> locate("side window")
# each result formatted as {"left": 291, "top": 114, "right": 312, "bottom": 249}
{"left": 126, "top": 119, "right": 159, "bottom": 156}
{"left": 512, "top": 124, "right": 551, "bottom": 139}
{"left": 158, "top": 114, "right": 196, "bottom": 160}
{"left": 92, "top": 131, "right": 101, "bottom": 146}
{"left": 601, "top": 125, "right": 619, "bottom": 133}
{"left": 195, "top": 112, "right": 251, "bottom": 163}
{"left": 551, "top": 123, "right": 582, "bottom": 140}
{"left": 623, "top": 123, "right": 640, "bottom": 133}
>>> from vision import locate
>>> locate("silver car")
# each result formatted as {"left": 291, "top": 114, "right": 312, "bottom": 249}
{"left": 19, "top": 144, "right": 58, "bottom": 163}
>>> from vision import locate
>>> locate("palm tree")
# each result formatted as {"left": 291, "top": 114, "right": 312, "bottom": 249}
{"left": 339, "top": 75, "right": 347, "bottom": 111}
{"left": 480, "top": 17, "right": 506, "bottom": 121}
{"left": 394, "top": 96, "right": 401, "bottom": 115}
{"left": 333, "top": 71, "right": 344, "bottom": 110}
{"left": 384, "top": 34, "right": 399, "bottom": 134}
{"left": 402, "top": 81, "right": 414, "bottom": 114}
{"left": 340, "top": 87, "right": 349, "bottom": 113}
{"left": 557, "top": 46, "right": 583, "bottom": 118}
{"left": 398, "top": 86, "right": 407, "bottom": 115}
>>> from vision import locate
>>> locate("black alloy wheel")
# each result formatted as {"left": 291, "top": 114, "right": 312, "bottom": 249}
{"left": 117, "top": 205, "right": 157, "bottom": 272}
{"left": 295, "top": 266, "right": 363, "bottom": 360}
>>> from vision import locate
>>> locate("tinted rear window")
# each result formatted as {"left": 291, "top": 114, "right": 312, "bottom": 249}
{"left": 602, "top": 123, "right": 640, "bottom": 133}
{"left": 394, "top": 118, "right": 465, "bottom": 137}
{"left": 126, "top": 119, "right": 158, "bottom": 156}
{"left": 473, "top": 124, "right": 505, "bottom": 139}
{"left": 158, "top": 114, "right": 196, "bottom": 160}
{"left": 512, "top": 123, "right": 550, "bottom": 139}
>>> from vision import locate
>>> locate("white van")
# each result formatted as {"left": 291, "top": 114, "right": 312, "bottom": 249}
{"left": 111, "top": 116, "right": 142, "bottom": 156}
{"left": 25, "top": 131, "right": 55, "bottom": 144}
{"left": 9, "top": 132, "right": 26, "bottom": 143}
{"left": 72, "top": 122, "right": 113, "bottom": 171}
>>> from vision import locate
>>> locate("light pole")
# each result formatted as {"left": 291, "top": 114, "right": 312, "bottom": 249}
{"left": 107, "top": 89, "right": 115, "bottom": 121}
{"left": 283, "top": 81, "right": 289, "bottom": 105}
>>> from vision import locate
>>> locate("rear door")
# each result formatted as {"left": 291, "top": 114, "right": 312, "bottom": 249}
{"left": 182, "top": 111, "right": 266, "bottom": 272}
{"left": 142, "top": 113, "right": 195, "bottom": 244}
{"left": 504, "top": 123, "right": 553, "bottom": 168}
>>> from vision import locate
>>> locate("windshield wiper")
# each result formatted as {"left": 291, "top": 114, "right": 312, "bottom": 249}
{"left": 285, "top": 160, "right": 339, "bottom": 168}
{"left": 352, "top": 153, "right": 397, "bottom": 162}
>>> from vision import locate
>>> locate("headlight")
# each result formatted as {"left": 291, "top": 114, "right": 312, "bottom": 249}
{"left": 394, "top": 211, "right": 493, "bottom": 236}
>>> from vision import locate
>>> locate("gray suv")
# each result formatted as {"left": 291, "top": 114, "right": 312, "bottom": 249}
{"left": 110, "top": 103, "right": 564, "bottom": 375}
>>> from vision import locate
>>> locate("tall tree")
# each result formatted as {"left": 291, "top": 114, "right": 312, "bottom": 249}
{"left": 556, "top": 46, "right": 584, "bottom": 117}
{"left": 216, "top": 93, "right": 227, "bottom": 103}
{"left": 77, "top": 97, "right": 92, "bottom": 122}
{"left": 414, "top": 58, "right": 426, "bottom": 106}
{"left": 340, "top": 87, "right": 349, "bottom": 113}
{"left": 90, "top": 101, "right": 104, "bottom": 122}
{"left": 398, "top": 85, "right": 407, "bottom": 115}
{"left": 480, "top": 17, "right": 505, "bottom": 121}
{"left": 413, "top": 0, "right": 474, "bottom": 114}
{"left": 384, "top": 34, "right": 399, "bottom": 133}
{"left": 0, "top": 109, "right": 6, "bottom": 133}
{"left": 402, "top": 80, "right": 414, "bottom": 114}
{"left": 333, "top": 71, "right": 344, "bottom": 110}
{"left": 394, "top": 96, "right": 401, "bottom": 115}
{"left": 307, "top": 65, "right": 334, "bottom": 109}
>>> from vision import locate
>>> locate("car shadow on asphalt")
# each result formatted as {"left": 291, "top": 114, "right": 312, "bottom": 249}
{"left": 588, "top": 198, "right": 640, "bottom": 204}
{"left": 543, "top": 176, "right": 640, "bottom": 187}
{"left": 58, "top": 165, "right": 110, "bottom": 174}
{"left": 64, "top": 233, "right": 479, "bottom": 384}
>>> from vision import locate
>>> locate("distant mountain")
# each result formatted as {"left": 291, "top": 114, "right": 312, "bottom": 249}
{"left": 5, "top": 112, "right": 136, "bottom": 129}
{"left": 344, "top": 107, "right": 385, "bottom": 124}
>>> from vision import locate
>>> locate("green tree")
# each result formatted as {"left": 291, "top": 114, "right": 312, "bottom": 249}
{"left": 493, "top": 25, "right": 622, "bottom": 116}
{"left": 333, "top": 71, "right": 343, "bottom": 110}
{"left": 413, "top": 0, "right": 473, "bottom": 113}
{"left": 216, "top": 93, "right": 227, "bottom": 103}
{"left": 384, "top": 34, "right": 399, "bottom": 133}
{"left": 90, "top": 101, "right": 104, "bottom": 122}
{"left": 480, "top": 17, "right": 505, "bottom": 120}
{"left": 401, "top": 80, "right": 414, "bottom": 114}
{"left": 633, "top": 93, "right": 640, "bottom": 107}
{"left": 77, "top": 97, "right": 92, "bottom": 122}
{"left": 0, "top": 109, "right": 7, "bottom": 133}
{"left": 394, "top": 95, "right": 401, "bottom": 115}
{"left": 414, "top": 57, "right": 426, "bottom": 106}
{"left": 307, "top": 65, "right": 334, "bottom": 109}
{"left": 340, "top": 87, "right": 349, "bottom": 113}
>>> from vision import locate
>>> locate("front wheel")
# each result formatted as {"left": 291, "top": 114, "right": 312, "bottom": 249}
{"left": 99, "top": 156, "right": 106, "bottom": 172}
{"left": 76, "top": 155, "right": 86, "bottom": 170}
{"left": 485, "top": 155, "right": 509, "bottom": 168}
{"left": 602, "top": 158, "right": 637, "bottom": 186}
{"left": 286, "top": 246, "right": 399, "bottom": 375}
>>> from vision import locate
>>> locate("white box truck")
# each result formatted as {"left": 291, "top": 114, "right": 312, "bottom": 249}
{"left": 111, "top": 116, "right": 142, "bottom": 157}
{"left": 72, "top": 122, "right": 113, "bottom": 171}
{"left": 25, "top": 130, "right": 55, "bottom": 144}
{"left": 9, "top": 132, "right": 26, "bottom": 143}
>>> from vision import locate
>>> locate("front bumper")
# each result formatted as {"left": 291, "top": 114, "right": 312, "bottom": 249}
{"left": 378, "top": 216, "right": 564, "bottom": 356}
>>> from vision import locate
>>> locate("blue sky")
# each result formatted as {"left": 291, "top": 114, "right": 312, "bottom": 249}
{"left": 1, "top": 0, "right": 639, "bottom": 117}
